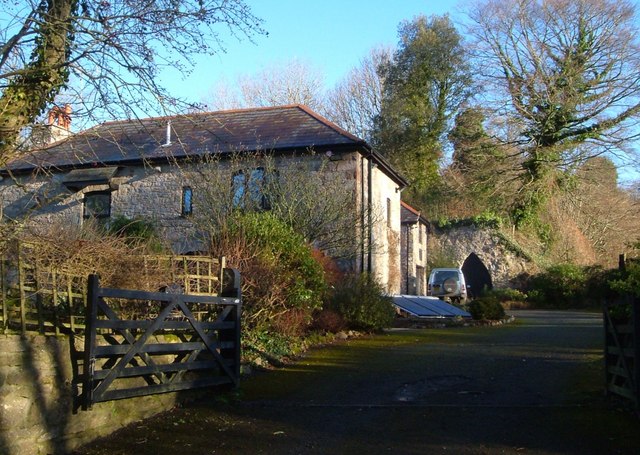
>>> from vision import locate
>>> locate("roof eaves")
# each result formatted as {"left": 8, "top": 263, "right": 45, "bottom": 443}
{"left": 365, "top": 146, "right": 409, "bottom": 188}
{"left": 401, "top": 200, "right": 429, "bottom": 225}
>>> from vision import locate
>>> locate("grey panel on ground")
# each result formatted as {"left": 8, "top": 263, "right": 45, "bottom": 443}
{"left": 393, "top": 295, "right": 471, "bottom": 318}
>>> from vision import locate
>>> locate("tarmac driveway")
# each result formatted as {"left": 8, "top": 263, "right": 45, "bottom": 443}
{"left": 74, "top": 310, "right": 640, "bottom": 454}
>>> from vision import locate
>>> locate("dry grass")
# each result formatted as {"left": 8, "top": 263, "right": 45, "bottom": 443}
{"left": 7, "top": 220, "right": 174, "bottom": 292}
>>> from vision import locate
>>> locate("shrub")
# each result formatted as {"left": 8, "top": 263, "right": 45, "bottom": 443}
{"left": 311, "top": 248, "right": 345, "bottom": 288}
{"left": 526, "top": 263, "right": 587, "bottom": 308}
{"left": 468, "top": 296, "right": 506, "bottom": 320}
{"left": 488, "top": 288, "right": 527, "bottom": 303}
{"left": 270, "top": 308, "right": 311, "bottom": 338}
{"left": 312, "top": 309, "right": 346, "bottom": 333}
{"left": 15, "top": 221, "right": 172, "bottom": 291}
{"left": 478, "top": 288, "right": 528, "bottom": 309}
{"left": 609, "top": 261, "right": 640, "bottom": 298}
{"left": 525, "top": 264, "right": 626, "bottom": 309}
{"left": 211, "top": 211, "right": 327, "bottom": 332}
{"left": 327, "top": 273, "right": 395, "bottom": 332}
{"left": 109, "top": 215, "right": 164, "bottom": 252}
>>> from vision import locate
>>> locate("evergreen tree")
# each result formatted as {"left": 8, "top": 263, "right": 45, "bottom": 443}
{"left": 373, "top": 15, "right": 472, "bottom": 208}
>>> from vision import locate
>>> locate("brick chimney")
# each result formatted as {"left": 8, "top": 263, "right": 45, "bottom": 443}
{"left": 46, "top": 104, "right": 72, "bottom": 143}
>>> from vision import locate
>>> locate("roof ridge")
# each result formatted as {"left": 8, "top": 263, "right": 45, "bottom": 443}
{"left": 294, "top": 104, "right": 366, "bottom": 144}
{"left": 96, "top": 105, "right": 306, "bottom": 127}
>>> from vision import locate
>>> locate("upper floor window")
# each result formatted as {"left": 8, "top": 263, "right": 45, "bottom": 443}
{"left": 84, "top": 191, "right": 111, "bottom": 220}
{"left": 419, "top": 225, "right": 423, "bottom": 244}
{"left": 182, "top": 186, "right": 193, "bottom": 217}
{"left": 232, "top": 168, "right": 271, "bottom": 210}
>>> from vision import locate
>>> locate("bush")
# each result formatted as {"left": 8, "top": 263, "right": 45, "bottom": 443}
{"left": 526, "top": 264, "right": 588, "bottom": 308}
{"left": 609, "top": 261, "right": 640, "bottom": 298}
{"left": 468, "top": 296, "right": 506, "bottom": 320}
{"left": 108, "top": 215, "right": 164, "bottom": 252}
{"left": 525, "top": 264, "right": 626, "bottom": 309}
{"left": 312, "top": 309, "right": 346, "bottom": 333}
{"left": 327, "top": 273, "right": 395, "bottom": 332}
{"left": 211, "top": 212, "right": 327, "bottom": 332}
{"left": 488, "top": 288, "right": 527, "bottom": 302}
{"left": 15, "top": 221, "right": 173, "bottom": 291}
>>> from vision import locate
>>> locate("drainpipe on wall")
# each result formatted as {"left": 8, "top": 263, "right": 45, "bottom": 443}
{"left": 360, "top": 155, "right": 366, "bottom": 273}
{"left": 405, "top": 224, "right": 410, "bottom": 293}
{"left": 367, "top": 153, "right": 373, "bottom": 273}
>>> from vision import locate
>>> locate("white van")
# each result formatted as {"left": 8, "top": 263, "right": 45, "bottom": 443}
{"left": 427, "top": 268, "right": 468, "bottom": 304}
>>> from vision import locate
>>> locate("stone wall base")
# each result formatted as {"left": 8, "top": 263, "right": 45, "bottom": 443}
{"left": 0, "top": 334, "right": 201, "bottom": 454}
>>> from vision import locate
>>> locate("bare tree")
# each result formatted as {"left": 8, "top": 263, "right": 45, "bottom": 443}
{"left": 190, "top": 152, "right": 362, "bottom": 260}
{"left": 0, "top": 0, "right": 264, "bottom": 165}
{"left": 203, "top": 59, "right": 327, "bottom": 112}
{"left": 325, "top": 47, "right": 392, "bottom": 142}
{"left": 468, "top": 0, "right": 640, "bottom": 223}
{"left": 561, "top": 157, "right": 640, "bottom": 265}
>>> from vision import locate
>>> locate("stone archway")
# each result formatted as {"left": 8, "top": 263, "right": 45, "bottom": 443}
{"left": 462, "top": 252, "right": 492, "bottom": 298}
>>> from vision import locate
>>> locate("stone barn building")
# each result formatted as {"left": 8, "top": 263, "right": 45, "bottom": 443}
{"left": 0, "top": 105, "right": 408, "bottom": 293}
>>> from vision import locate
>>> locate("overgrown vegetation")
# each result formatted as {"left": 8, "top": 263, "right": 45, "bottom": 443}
{"left": 108, "top": 215, "right": 164, "bottom": 252}
{"left": 465, "top": 261, "right": 633, "bottom": 313}
{"left": 325, "top": 273, "right": 395, "bottom": 332}
{"left": 203, "top": 209, "right": 397, "bottom": 364}
{"left": 467, "top": 295, "right": 506, "bottom": 321}
{"left": 5, "top": 220, "right": 173, "bottom": 291}
{"left": 210, "top": 211, "right": 326, "bottom": 334}
{"left": 521, "top": 264, "right": 624, "bottom": 309}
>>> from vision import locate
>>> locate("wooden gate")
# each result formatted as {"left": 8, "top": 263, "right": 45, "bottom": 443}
{"left": 603, "top": 296, "right": 640, "bottom": 410}
{"left": 82, "top": 272, "right": 241, "bottom": 410}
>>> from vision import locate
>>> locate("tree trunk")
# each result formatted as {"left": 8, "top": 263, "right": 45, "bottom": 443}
{"left": 0, "top": 0, "right": 75, "bottom": 165}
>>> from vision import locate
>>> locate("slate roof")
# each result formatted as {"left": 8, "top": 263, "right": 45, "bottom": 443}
{"left": 4, "top": 104, "right": 407, "bottom": 186}
{"left": 401, "top": 201, "right": 428, "bottom": 225}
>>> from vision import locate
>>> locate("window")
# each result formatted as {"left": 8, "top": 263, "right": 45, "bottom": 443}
{"left": 83, "top": 191, "right": 111, "bottom": 219}
{"left": 419, "top": 225, "right": 423, "bottom": 244}
{"left": 232, "top": 168, "right": 271, "bottom": 210}
{"left": 182, "top": 186, "right": 193, "bottom": 216}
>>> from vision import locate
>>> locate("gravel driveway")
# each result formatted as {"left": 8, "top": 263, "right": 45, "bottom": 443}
{"left": 74, "top": 310, "right": 640, "bottom": 454}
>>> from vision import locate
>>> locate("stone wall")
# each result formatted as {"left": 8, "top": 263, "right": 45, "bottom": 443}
{"left": 430, "top": 225, "right": 537, "bottom": 288}
{"left": 400, "top": 222, "right": 428, "bottom": 295}
{"left": 0, "top": 334, "right": 197, "bottom": 454}
{"left": 368, "top": 162, "right": 403, "bottom": 294}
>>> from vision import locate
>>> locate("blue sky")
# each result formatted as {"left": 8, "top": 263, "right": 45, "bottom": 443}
{"left": 159, "top": 0, "right": 463, "bottom": 104}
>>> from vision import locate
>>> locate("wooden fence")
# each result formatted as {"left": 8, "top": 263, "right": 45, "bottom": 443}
{"left": 603, "top": 296, "right": 640, "bottom": 411}
{"left": 0, "top": 243, "right": 228, "bottom": 335}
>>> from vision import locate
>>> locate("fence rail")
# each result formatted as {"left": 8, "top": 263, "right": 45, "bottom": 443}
{"left": 0, "top": 242, "right": 228, "bottom": 335}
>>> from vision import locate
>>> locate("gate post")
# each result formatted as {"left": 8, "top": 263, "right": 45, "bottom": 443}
{"left": 633, "top": 296, "right": 640, "bottom": 411}
{"left": 82, "top": 274, "right": 100, "bottom": 410}
{"left": 603, "top": 299, "right": 609, "bottom": 399}
{"left": 221, "top": 268, "right": 241, "bottom": 385}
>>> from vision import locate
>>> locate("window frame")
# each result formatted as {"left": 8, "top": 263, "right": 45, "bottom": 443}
{"left": 181, "top": 186, "right": 193, "bottom": 217}
{"left": 83, "top": 191, "right": 111, "bottom": 220}
{"left": 232, "top": 167, "right": 271, "bottom": 210}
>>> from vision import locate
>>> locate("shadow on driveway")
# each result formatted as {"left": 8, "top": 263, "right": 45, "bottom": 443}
{"left": 74, "top": 310, "right": 640, "bottom": 455}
